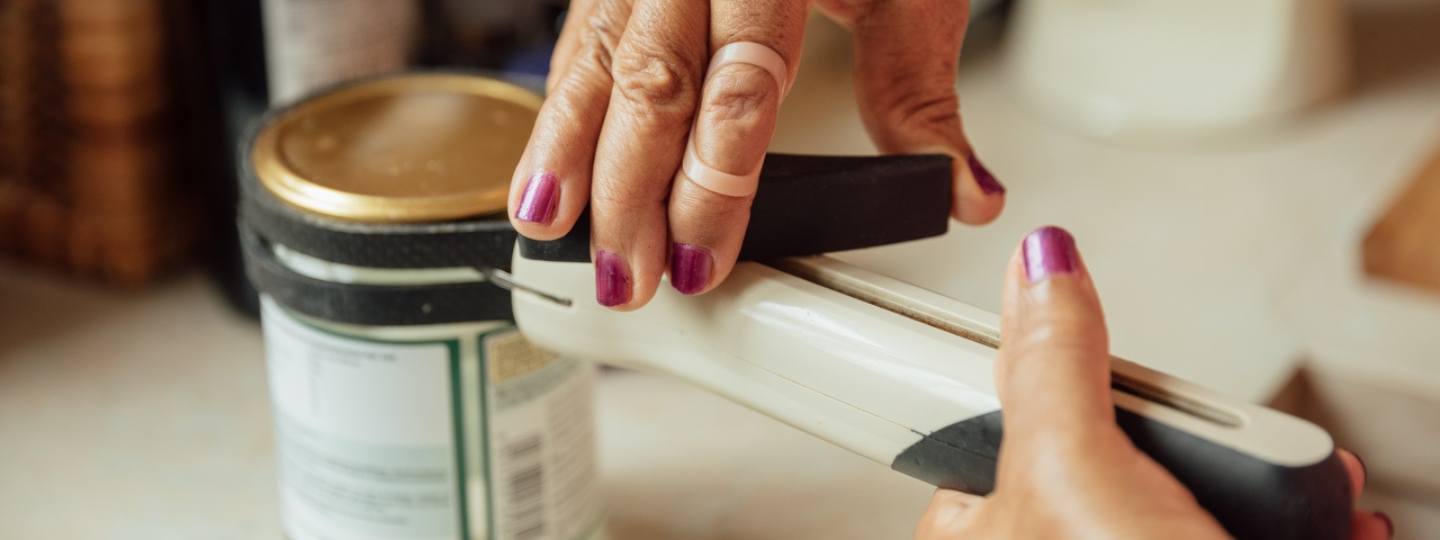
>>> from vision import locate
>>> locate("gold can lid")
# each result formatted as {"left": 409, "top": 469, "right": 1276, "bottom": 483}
{"left": 251, "top": 73, "right": 541, "bottom": 222}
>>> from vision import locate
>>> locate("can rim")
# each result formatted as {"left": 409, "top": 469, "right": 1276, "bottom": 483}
{"left": 251, "top": 73, "right": 543, "bottom": 223}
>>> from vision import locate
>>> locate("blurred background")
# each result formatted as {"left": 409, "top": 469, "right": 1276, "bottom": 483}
{"left": 2, "top": 0, "right": 1439, "bottom": 538}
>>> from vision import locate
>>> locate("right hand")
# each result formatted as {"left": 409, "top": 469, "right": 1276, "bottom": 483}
{"left": 508, "top": 0, "right": 1004, "bottom": 310}
{"left": 914, "top": 226, "right": 1392, "bottom": 540}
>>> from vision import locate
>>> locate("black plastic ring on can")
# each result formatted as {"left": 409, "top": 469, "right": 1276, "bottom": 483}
{"left": 240, "top": 225, "right": 514, "bottom": 325}
{"left": 236, "top": 72, "right": 537, "bottom": 325}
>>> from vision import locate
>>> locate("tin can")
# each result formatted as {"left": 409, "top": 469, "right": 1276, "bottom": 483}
{"left": 240, "top": 73, "right": 604, "bottom": 540}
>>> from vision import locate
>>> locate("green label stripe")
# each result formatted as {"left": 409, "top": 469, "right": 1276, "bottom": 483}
{"left": 477, "top": 329, "right": 499, "bottom": 540}
{"left": 450, "top": 343, "right": 470, "bottom": 540}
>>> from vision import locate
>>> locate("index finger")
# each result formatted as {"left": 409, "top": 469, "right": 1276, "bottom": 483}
{"left": 665, "top": 0, "right": 808, "bottom": 296}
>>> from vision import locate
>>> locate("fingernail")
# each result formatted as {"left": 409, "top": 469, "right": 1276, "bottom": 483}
{"left": 1376, "top": 511, "right": 1393, "bottom": 538}
{"left": 968, "top": 154, "right": 1005, "bottom": 195}
{"left": 516, "top": 171, "right": 559, "bottom": 224}
{"left": 595, "top": 250, "right": 631, "bottom": 307}
{"left": 670, "top": 243, "right": 713, "bottom": 295}
{"left": 1022, "top": 225, "right": 1078, "bottom": 282}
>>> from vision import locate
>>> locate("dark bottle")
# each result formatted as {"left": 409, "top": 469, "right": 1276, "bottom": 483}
{"left": 179, "top": 1, "right": 270, "bottom": 316}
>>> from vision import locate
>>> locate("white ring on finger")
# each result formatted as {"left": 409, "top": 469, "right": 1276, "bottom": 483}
{"left": 682, "top": 41, "right": 789, "bottom": 198}
{"left": 707, "top": 41, "right": 789, "bottom": 95}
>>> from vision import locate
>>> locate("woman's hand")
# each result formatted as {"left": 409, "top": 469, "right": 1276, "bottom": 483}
{"left": 914, "top": 226, "right": 1393, "bottom": 540}
{"left": 508, "top": 0, "right": 1004, "bottom": 309}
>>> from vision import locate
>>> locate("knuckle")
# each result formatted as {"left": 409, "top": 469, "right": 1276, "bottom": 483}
{"left": 592, "top": 176, "right": 664, "bottom": 212}
{"left": 612, "top": 44, "right": 698, "bottom": 113}
{"left": 1009, "top": 323, "right": 1103, "bottom": 362}
{"left": 672, "top": 181, "right": 750, "bottom": 217}
{"left": 700, "top": 64, "right": 777, "bottom": 128}
{"left": 576, "top": 41, "right": 615, "bottom": 78}
{"left": 815, "top": 0, "right": 879, "bottom": 24}
{"left": 886, "top": 86, "right": 960, "bottom": 134}
{"left": 576, "top": 13, "right": 622, "bottom": 75}
{"left": 551, "top": 87, "right": 584, "bottom": 118}
{"left": 717, "top": 17, "right": 802, "bottom": 49}
{"left": 1001, "top": 315, "right": 1106, "bottom": 370}
{"left": 867, "top": 49, "right": 962, "bottom": 131}
{"left": 540, "top": 86, "right": 588, "bottom": 129}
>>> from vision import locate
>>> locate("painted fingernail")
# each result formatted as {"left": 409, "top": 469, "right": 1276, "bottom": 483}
{"left": 595, "top": 250, "right": 632, "bottom": 307}
{"left": 516, "top": 171, "right": 559, "bottom": 224}
{"left": 1376, "top": 511, "right": 1394, "bottom": 538}
{"left": 1022, "top": 225, "right": 1078, "bottom": 282}
{"left": 670, "top": 243, "right": 713, "bottom": 295}
{"left": 968, "top": 154, "right": 1005, "bottom": 195}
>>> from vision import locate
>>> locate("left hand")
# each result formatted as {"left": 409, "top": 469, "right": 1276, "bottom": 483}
{"left": 914, "top": 226, "right": 1392, "bottom": 540}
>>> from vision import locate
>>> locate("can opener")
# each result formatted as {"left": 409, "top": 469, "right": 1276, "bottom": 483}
{"left": 499, "top": 153, "right": 1352, "bottom": 540}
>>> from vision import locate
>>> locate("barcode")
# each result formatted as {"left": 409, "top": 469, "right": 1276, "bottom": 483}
{"left": 504, "top": 435, "right": 546, "bottom": 540}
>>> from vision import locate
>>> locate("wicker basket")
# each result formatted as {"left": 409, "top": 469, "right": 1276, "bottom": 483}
{"left": 0, "top": 0, "right": 195, "bottom": 284}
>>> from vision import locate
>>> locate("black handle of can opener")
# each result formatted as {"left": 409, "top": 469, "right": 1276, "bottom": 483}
{"left": 893, "top": 409, "right": 1353, "bottom": 540}
{"left": 518, "top": 153, "right": 954, "bottom": 262}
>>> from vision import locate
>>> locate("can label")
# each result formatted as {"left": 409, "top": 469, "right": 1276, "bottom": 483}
{"left": 261, "top": 299, "right": 601, "bottom": 540}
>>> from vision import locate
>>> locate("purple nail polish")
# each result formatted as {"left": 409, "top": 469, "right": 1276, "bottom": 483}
{"left": 670, "top": 243, "right": 713, "bottom": 295}
{"left": 1376, "top": 512, "right": 1393, "bottom": 538}
{"left": 968, "top": 154, "right": 1005, "bottom": 195}
{"left": 595, "top": 250, "right": 631, "bottom": 307}
{"left": 1022, "top": 226, "right": 1077, "bottom": 282}
{"left": 516, "top": 171, "right": 559, "bottom": 224}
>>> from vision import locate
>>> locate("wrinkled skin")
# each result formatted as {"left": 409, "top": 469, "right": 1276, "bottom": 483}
{"left": 509, "top": 0, "right": 1003, "bottom": 309}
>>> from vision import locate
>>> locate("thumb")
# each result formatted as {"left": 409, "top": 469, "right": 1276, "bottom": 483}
{"left": 826, "top": 0, "right": 1005, "bottom": 225}
{"left": 996, "top": 226, "right": 1114, "bottom": 444}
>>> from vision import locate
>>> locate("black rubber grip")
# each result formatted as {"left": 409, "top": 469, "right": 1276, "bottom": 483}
{"left": 891, "top": 409, "right": 1352, "bottom": 540}
{"left": 519, "top": 153, "right": 953, "bottom": 262}
{"left": 240, "top": 226, "right": 514, "bottom": 325}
